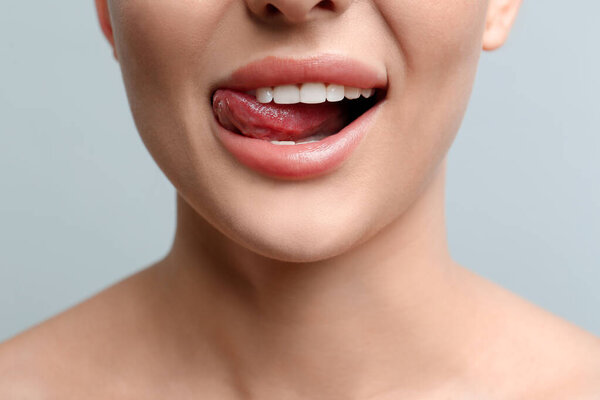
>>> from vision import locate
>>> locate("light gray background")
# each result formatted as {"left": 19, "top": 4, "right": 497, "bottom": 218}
{"left": 1, "top": 1, "right": 598, "bottom": 341}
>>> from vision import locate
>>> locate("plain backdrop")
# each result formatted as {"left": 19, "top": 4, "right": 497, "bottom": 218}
{"left": 1, "top": 1, "right": 598, "bottom": 341}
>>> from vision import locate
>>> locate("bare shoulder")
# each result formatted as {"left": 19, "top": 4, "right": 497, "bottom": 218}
{"left": 520, "top": 329, "right": 600, "bottom": 399}
{"left": 0, "top": 266, "right": 160, "bottom": 399}
{"left": 457, "top": 265, "right": 600, "bottom": 399}
{"left": 526, "top": 325, "right": 600, "bottom": 399}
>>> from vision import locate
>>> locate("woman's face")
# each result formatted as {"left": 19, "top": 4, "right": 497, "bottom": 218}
{"left": 104, "top": 0, "right": 498, "bottom": 262}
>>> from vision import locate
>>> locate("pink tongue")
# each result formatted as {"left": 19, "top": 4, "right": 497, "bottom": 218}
{"left": 212, "top": 89, "right": 348, "bottom": 141}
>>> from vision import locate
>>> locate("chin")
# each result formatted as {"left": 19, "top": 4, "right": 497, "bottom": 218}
{"left": 219, "top": 201, "right": 371, "bottom": 264}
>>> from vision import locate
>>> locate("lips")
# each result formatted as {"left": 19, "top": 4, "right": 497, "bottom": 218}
{"left": 210, "top": 54, "right": 388, "bottom": 180}
{"left": 211, "top": 54, "right": 388, "bottom": 93}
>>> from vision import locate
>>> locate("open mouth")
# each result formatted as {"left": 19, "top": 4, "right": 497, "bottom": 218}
{"left": 211, "top": 83, "right": 386, "bottom": 145}
{"left": 207, "top": 55, "right": 388, "bottom": 179}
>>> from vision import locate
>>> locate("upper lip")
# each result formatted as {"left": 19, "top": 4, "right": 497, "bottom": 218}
{"left": 211, "top": 53, "right": 388, "bottom": 93}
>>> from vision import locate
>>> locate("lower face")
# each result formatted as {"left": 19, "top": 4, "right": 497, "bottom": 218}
{"left": 109, "top": 0, "right": 489, "bottom": 262}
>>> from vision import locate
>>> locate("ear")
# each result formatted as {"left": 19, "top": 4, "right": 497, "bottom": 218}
{"left": 482, "top": 0, "right": 522, "bottom": 51}
{"left": 95, "top": 0, "right": 118, "bottom": 60}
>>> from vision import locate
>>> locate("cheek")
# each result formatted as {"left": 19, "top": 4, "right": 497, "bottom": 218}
{"left": 357, "top": 0, "right": 488, "bottom": 218}
{"left": 378, "top": 0, "right": 487, "bottom": 156}
{"left": 109, "top": 0, "right": 231, "bottom": 187}
{"left": 376, "top": 0, "right": 488, "bottom": 62}
{"left": 112, "top": 0, "right": 222, "bottom": 94}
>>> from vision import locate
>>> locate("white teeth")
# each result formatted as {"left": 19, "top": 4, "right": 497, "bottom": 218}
{"left": 254, "top": 83, "right": 376, "bottom": 104}
{"left": 300, "top": 83, "right": 327, "bottom": 104}
{"left": 270, "top": 132, "right": 330, "bottom": 145}
{"left": 326, "top": 84, "right": 345, "bottom": 102}
{"left": 256, "top": 87, "right": 273, "bottom": 103}
{"left": 273, "top": 85, "right": 300, "bottom": 104}
{"left": 344, "top": 86, "right": 361, "bottom": 100}
{"left": 361, "top": 88, "right": 374, "bottom": 98}
{"left": 295, "top": 133, "right": 330, "bottom": 143}
{"left": 270, "top": 140, "right": 296, "bottom": 145}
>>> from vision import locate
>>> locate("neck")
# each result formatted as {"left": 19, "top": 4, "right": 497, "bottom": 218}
{"left": 156, "top": 159, "right": 471, "bottom": 399}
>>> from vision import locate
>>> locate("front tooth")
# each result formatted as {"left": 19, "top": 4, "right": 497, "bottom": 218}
{"left": 326, "top": 84, "right": 345, "bottom": 102}
{"left": 256, "top": 87, "right": 273, "bottom": 103}
{"left": 344, "top": 86, "right": 361, "bottom": 100}
{"left": 300, "top": 83, "right": 327, "bottom": 104}
{"left": 273, "top": 85, "right": 300, "bottom": 104}
{"left": 296, "top": 133, "right": 329, "bottom": 143}
{"left": 361, "top": 88, "right": 374, "bottom": 98}
{"left": 270, "top": 140, "right": 296, "bottom": 145}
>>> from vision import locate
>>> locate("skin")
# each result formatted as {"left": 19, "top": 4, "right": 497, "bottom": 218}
{"left": 1, "top": 0, "right": 600, "bottom": 398}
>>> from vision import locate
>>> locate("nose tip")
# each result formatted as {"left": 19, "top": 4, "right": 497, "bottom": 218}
{"left": 246, "top": 0, "right": 350, "bottom": 24}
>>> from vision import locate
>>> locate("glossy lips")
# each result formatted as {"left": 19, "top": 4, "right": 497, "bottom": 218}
{"left": 210, "top": 55, "right": 387, "bottom": 180}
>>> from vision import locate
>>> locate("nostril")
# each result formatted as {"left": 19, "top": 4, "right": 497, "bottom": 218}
{"left": 265, "top": 4, "right": 280, "bottom": 16}
{"left": 265, "top": 1, "right": 335, "bottom": 18}
{"left": 316, "top": 0, "right": 335, "bottom": 11}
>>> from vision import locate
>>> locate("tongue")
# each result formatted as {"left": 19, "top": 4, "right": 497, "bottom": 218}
{"left": 212, "top": 89, "right": 349, "bottom": 142}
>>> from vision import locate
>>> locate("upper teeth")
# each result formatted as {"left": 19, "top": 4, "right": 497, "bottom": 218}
{"left": 251, "top": 83, "right": 375, "bottom": 104}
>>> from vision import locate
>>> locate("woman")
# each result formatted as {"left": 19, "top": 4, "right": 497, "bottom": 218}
{"left": 1, "top": 0, "right": 599, "bottom": 398}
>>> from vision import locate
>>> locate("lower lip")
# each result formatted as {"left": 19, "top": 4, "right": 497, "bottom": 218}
{"left": 212, "top": 101, "right": 383, "bottom": 180}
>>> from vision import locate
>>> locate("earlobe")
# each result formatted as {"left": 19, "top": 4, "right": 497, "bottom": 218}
{"left": 95, "top": 0, "right": 118, "bottom": 60}
{"left": 482, "top": 0, "right": 522, "bottom": 51}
